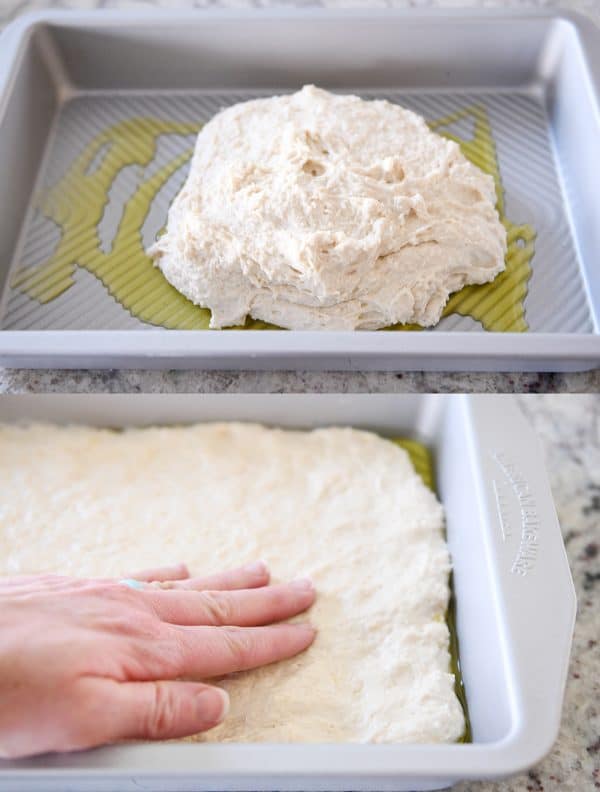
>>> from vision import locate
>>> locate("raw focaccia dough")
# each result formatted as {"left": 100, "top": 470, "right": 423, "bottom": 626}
{"left": 149, "top": 85, "right": 507, "bottom": 330}
{"left": 0, "top": 422, "right": 465, "bottom": 743}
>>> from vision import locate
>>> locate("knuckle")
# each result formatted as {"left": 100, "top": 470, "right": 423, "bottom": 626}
{"left": 129, "top": 612, "right": 163, "bottom": 640}
{"left": 84, "top": 581, "right": 129, "bottom": 605}
{"left": 99, "top": 581, "right": 133, "bottom": 598}
{"left": 199, "top": 592, "right": 234, "bottom": 625}
{"left": 110, "top": 613, "right": 147, "bottom": 636}
{"left": 96, "top": 583, "right": 154, "bottom": 614}
{"left": 221, "top": 626, "right": 256, "bottom": 666}
{"left": 146, "top": 682, "right": 178, "bottom": 739}
{"left": 118, "top": 637, "right": 165, "bottom": 680}
{"left": 108, "top": 613, "right": 141, "bottom": 636}
{"left": 101, "top": 608, "right": 161, "bottom": 641}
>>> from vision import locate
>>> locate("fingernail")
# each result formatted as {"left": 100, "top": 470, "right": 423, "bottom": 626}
{"left": 244, "top": 560, "right": 268, "bottom": 575}
{"left": 199, "top": 687, "right": 230, "bottom": 724}
{"left": 290, "top": 578, "right": 314, "bottom": 592}
{"left": 215, "top": 688, "right": 230, "bottom": 721}
{"left": 295, "top": 622, "right": 317, "bottom": 635}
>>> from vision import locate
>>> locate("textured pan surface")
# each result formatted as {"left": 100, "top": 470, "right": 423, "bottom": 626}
{"left": 2, "top": 89, "right": 591, "bottom": 333}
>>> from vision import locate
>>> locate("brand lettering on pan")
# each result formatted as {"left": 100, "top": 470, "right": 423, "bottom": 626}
{"left": 490, "top": 451, "right": 539, "bottom": 576}
{"left": 492, "top": 479, "right": 512, "bottom": 541}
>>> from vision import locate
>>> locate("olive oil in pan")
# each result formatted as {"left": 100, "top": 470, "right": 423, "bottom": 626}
{"left": 433, "top": 104, "right": 535, "bottom": 333}
{"left": 12, "top": 118, "right": 215, "bottom": 329}
{"left": 393, "top": 437, "right": 471, "bottom": 743}
{"left": 12, "top": 105, "right": 534, "bottom": 333}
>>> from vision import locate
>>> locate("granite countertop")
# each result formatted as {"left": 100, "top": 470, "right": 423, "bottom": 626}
{"left": 455, "top": 393, "right": 599, "bottom": 792}
{"left": 0, "top": 0, "right": 599, "bottom": 393}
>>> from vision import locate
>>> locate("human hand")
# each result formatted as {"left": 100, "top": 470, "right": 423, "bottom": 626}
{"left": 0, "top": 561, "right": 316, "bottom": 758}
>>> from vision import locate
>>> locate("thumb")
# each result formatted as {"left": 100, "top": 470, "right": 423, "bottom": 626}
{"left": 95, "top": 679, "right": 230, "bottom": 743}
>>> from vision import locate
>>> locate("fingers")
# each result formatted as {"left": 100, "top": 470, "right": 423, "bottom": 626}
{"left": 127, "top": 563, "right": 190, "bottom": 583}
{"left": 95, "top": 679, "right": 229, "bottom": 743}
{"left": 168, "top": 561, "right": 270, "bottom": 592}
{"left": 144, "top": 579, "right": 315, "bottom": 627}
{"left": 127, "top": 561, "right": 270, "bottom": 592}
{"left": 170, "top": 622, "right": 316, "bottom": 678}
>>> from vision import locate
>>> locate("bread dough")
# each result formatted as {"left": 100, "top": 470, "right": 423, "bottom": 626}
{"left": 149, "top": 85, "right": 506, "bottom": 329}
{"left": 0, "top": 422, "right": 465, "bottom": 743}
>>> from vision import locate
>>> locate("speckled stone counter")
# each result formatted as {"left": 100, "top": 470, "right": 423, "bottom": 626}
{"left": 455, "top": 394, "right": 599, "bottom": 792}
{"left": 0, "top": 0, "right": 599, "bottom": 393}
{"left": 1, "top": 368, "right": 600, "bottom": 393}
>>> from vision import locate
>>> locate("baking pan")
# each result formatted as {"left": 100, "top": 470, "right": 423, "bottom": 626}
{"left": 0, "top": 9, "right": 599, "bottom": 371}
{"left": 0, "top": 394, "right": 576, "bottom": 791}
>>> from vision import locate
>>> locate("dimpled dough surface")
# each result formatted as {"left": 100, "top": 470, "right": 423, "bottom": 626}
{"left": 149, "top": 85, "right": 506, "bottom": 330}
{"left": 0, "top": 422, "right": 465, "bottom": 743}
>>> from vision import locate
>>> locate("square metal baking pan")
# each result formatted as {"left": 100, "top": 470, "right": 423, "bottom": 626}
{"left": 0, "top": 394, "right": 575, "bottom": 791}
{"left": 0, "top": 9, "right": 599, "bottom": 371}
